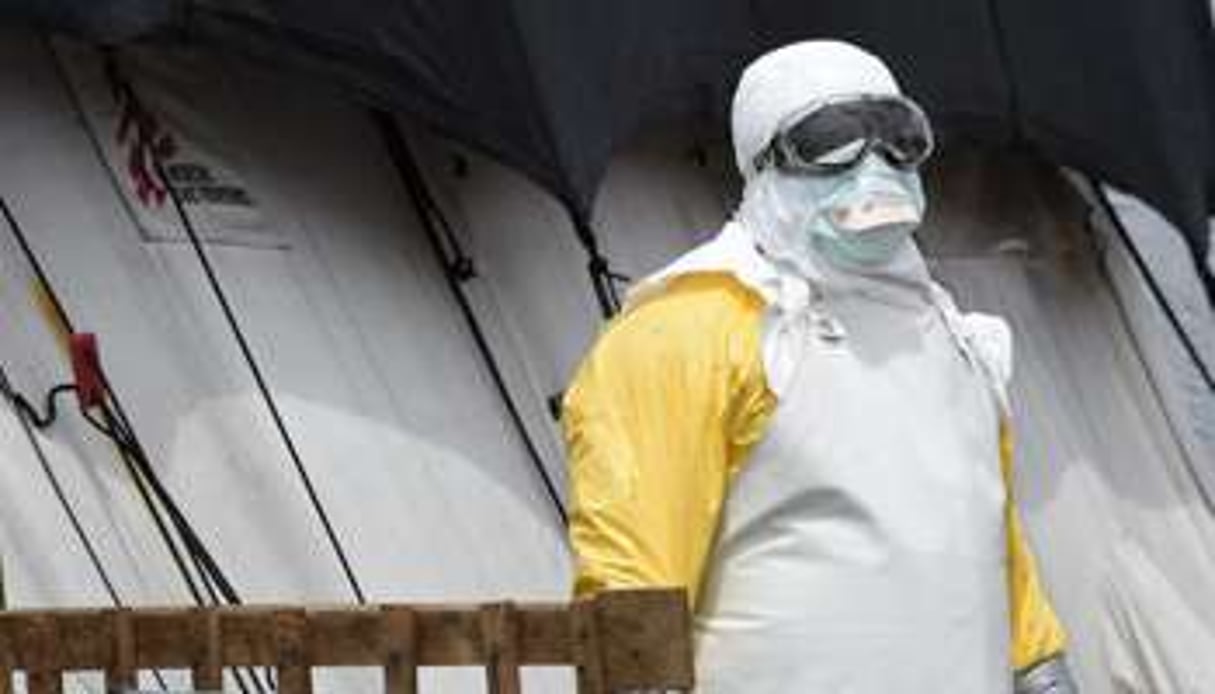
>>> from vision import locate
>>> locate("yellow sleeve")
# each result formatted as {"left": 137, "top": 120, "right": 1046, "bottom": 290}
{"left": 1003, "top": 422, "right": 1068, "bottom": 670}
{"left": 563, "top": 273, "right": 776, "bottom": 607}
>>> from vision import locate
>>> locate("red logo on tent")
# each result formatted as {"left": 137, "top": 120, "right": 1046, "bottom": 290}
{"left": 112, "top": 77, "right": 177, "bottom": 208}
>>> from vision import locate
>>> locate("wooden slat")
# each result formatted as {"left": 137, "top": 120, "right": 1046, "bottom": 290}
{"left": 0, "top": 616, "right": 27, "bottom": 684}
{"left": 274, "top": 609, "right": 312, "bottom": 694}
{"left": 571, "top": 600, "right": 604, "bottom": 694}
{"left": 0, "top": 617, "right": 13, "bottom": 668}
{"left": 133, "top": 608, "right": 200, "bottom": 667}
{"left": 594, "top": 589, "right": 694, "bottom": 691}
{"left": 55, "top": 611, "right": 110, "bottom": 671}
{"left": 218, "top": 608, "right": 276, "bottom": 667}
{"left": 480, "top": 603, "right": 521, "bottom": 694}
{"left": 0, "top": 604, "right": 574, "bottom": 667}
{"left": 414, "top": 607, "right": 482, "bottom": 665}
{"left": 190, "top": 609, "right": 222, "bottom": 691}
{"left": 106, "top": 609, "right": 136, "bottom": 692}
{"left": 0, "top": 618, "right": 17, "bottom": 694}
{"left": 25, "top": 615, "right": 60, "bottom": 694}
{"left": 0, "top": 589, "right": 694, "bottom": 691}
{"left": 307, "top": 608, "right": 381, "bottom": 666}
{"left": 514, "top": 606, "right": 573, "bottom": 665}
{"left": 380, "top": 607, "right": 417, "bottom": 694}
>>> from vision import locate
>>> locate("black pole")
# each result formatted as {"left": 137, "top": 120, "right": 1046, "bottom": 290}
{"left": 372, "top": 110, "right": 569, "bottom": 528}
{"left": 87, "top": 52, "right": 367, "bottom": 605}
{"left": 146, "top": 149, "right": 368, "bottom": 605}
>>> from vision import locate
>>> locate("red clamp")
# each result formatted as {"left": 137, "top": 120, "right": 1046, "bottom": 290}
{"left": 69, "top": 332, "right": 105, "bottom": 409}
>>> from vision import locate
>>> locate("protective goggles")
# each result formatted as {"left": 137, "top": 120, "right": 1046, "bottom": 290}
{"left": 754, "top": 95, "right": 935, "bottom": 176}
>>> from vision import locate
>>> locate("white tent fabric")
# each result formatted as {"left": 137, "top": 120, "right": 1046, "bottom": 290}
{"left": 406, "top": 134, "right": 596, "bottom": 498}
{"left": 0, "top": 29, "right": 570, "bottom": 692}
{"left": 1090, "top": 186, "right": 1215, "bottom": 481}
{"left": 1081, "top": 188, "right": 1215, "bottom": 693}
{"left": 2, "top": 26, "right": 1214, "bottom": 694}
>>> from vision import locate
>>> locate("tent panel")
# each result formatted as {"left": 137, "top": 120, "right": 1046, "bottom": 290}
{"left": 0, "top": 28, "right": 569, "bottom": 640}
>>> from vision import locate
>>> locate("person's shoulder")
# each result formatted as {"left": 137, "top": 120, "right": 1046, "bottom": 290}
{"left": 579, "top": 272, "right": 765, "bottom": 372}
{"left": 583, "top": 272, "right": 765, "bottom": 364}
{"left": 618, "top": 271, "right": 765, "bottom": 331}
{"left": 567, "top": 271, "right": 771, "bottom": 410}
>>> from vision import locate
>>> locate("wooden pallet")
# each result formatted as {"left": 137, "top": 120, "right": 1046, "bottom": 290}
{"left": 0, "top": 588, "right": 692, "bottom": 693}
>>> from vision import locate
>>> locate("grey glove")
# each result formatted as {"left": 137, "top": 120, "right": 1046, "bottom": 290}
{"left": 1015, "top": 654, "right": 1078, "bottom": 694}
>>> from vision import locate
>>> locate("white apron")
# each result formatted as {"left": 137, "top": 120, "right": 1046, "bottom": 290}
{"left": 694, "top": 284, "right": 1011, "bottom": 694}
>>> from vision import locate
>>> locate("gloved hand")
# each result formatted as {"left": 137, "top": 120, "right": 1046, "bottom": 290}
{"left": 1015, "top": 654, "right": 1078, "bottom": 694}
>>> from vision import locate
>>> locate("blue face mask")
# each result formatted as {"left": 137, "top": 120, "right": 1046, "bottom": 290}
{"left": 766, "top": 154, "right": 927, "bottom": 268}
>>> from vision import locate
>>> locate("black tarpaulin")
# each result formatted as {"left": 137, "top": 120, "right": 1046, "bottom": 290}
{"left": 2, "top": 0, "right": 1213, "bottom": 287}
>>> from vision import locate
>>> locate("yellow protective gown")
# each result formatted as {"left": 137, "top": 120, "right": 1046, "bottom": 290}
{"left": 564, "top": 271, "right": 1066, "bottom": 672}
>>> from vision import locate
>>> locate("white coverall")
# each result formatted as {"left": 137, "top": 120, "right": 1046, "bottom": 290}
{"left": 564, "top": 41, "right": 1072, "bottom": 693}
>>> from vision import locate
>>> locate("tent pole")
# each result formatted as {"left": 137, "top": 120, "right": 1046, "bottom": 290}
{"left": 372, "top": 110, "right": 570, "bottom": 529}
{"left": 131, "top": 107, "right": 369, "bottom": 607}
{"left": 568, "top": 212, "right": 621, "bottom": 318}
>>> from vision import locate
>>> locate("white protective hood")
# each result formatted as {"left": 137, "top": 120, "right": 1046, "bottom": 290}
{"left": 635, "top": 41, "right": 1011, "bottom": 403}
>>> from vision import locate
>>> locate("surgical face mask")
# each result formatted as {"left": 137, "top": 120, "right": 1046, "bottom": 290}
{"left": 751, "top": 153, "right": 927, "bottom": 270}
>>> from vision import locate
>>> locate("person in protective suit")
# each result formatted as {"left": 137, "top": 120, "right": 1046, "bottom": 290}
{"left": 563, "top": 40, "right": 1077, "bottom": 693}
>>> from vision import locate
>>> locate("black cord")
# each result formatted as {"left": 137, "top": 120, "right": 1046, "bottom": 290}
{"left": 0, "top": 364, "right": 175, "bottom": 693}
{"left": 3, "top": 193, "right": 238, "bottom": 600}
{"left": 83, "top": 391, "right": 265, "bottom": 694}
{"left": 1, "top": 198, "right": 72, "bottom": 330}
{"left": 0, "top": 366, "right": 123, "bottom": 605}
{"left": 373, "top": 111, "right": 570, "bottom": 528}
{"left": 93, "top": 389, "right": 249, "bottom": 608}
{"left": 12, "top": 383, "right": 75, "bottom": 429}
{"left": 4, "top": 194, "right": 263, "bottom": 692}
{"left": 152, "top": 126, "right": 367, "bottom": 607}
{"left": 103, "top": 64, "right": 367, "bottom": 604}
{"left": 81, "top": 407, "right": 206, "bottom": 605}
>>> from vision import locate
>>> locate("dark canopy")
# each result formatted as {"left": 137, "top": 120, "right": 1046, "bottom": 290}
{"left": 4, "top": 0, "right": 1214, "bottom": 286}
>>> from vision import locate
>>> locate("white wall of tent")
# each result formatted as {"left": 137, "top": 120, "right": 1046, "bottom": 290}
{"left": 1, "top": 29, "right": 1214, "bottom": 693}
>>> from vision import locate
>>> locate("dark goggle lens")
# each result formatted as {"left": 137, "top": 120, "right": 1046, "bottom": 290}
{"left": 868, "top": 101, "right": 932, "bottom": 166}
{"left": 782, "top": 98, "right": 932, "bottom": 171}
{"left": 785, "top": 104, "right": 870, "bottom": 163}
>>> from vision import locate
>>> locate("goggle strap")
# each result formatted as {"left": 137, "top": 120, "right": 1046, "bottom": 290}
{"left": 752, "top": 144, "right": 779, "bottom": 174}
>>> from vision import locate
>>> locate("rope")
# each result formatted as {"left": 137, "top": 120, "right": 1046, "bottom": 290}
{"left": 0, "top": 362, "right": 176, "bottom": 692}
{"left": 11, "top": 383, "right": 75, "bottom": 429}
{"left": 0, "top": 365, "right": 123, "bottom": 605}
{"left": 2, "top": 193, "right": 262, "bottom": 693}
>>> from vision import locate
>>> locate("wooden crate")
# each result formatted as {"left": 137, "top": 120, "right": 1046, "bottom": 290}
{"left": 0, "top": 588, "right": 692, "bottom": 693}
